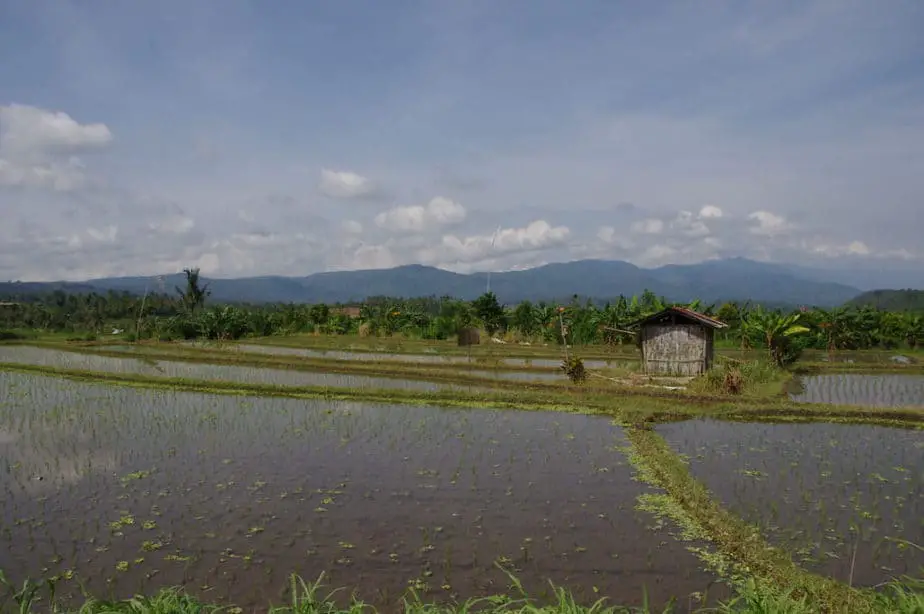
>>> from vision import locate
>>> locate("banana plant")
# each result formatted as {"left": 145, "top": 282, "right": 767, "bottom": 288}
{"left": 744, "top": 307, "right": 811, "bottom": 367}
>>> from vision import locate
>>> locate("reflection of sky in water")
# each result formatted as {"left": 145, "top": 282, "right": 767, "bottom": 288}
{"left": 657, "top": 419, "right": 924, "bottom": 586}
{"left": 790, "top": 374, "right": 924, "bottom": 407}
{"left": 0, "top": 425, "right": 118, "bottom": 494}
{"left": 0, "top": 371, "right": 722, "bottom": 610}
{"left": 0, "top": 345, "right": 481, "bottom": 392}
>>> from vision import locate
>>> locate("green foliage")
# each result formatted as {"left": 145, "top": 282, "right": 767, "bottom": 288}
{"left": 742, "top": 308, "right": 810, "bottom": 367}
{"left": 560, "top": 356, "right": 588, "bottom": 384}
{"left": 4, "top": 273, "right": 924, "bottom": 355}
{"left": 848, "top": 289, "right": 924, "bottom": 313}
{"left": 692, "top": 360, "right": 784, "bottom": 396}
{"left": 472, "top": 291, "right": 506, "bottom": 335}
{"left": 175, "top": 267, "right": 211, "bottom": 314}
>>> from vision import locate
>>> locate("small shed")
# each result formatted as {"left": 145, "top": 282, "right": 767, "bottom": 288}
{"left": 631, "top": 307, "right": 728, "bottom": 376}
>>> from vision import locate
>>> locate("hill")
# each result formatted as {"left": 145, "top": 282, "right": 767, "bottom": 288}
{"left": 1, "top": 258, "right": 863, "bottom": 307}
{"left": 847, "top": 289, "right": 924, "bottom": 312}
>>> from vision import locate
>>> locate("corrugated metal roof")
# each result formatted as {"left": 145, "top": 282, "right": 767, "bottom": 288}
{"left": 630, "top": 306, "right": 728, "bottom": 329}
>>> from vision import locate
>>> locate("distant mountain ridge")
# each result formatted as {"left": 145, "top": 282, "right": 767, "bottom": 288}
{"left": 848, "top": 289, "right": 924, "bottom": 312}
{"left": 1, "top": 258, "right": 867, "bottom": 307}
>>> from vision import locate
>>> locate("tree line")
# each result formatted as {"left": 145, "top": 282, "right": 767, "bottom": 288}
{"left": 2, "top": 268, "right": 923, "bottom": 358}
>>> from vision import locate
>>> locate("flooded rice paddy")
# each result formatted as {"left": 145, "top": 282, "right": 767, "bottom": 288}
{"left": 657, "top": 420, "right": 924, "bottom": 586}
{"left": 220, "top": 343, "right": 621, "bottom": 370}
{"left": 789, "top": 373, "right": 924, "bottom": 407}
{"left": 0, "top": 372, "right": 722, "bottom": 610}
{"left": 0, "top": 345, "right": 481, "bottom": 392}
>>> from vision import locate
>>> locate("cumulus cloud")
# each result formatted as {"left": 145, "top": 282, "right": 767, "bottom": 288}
{"left": 670, "top": 210, "right": 711, "bottom": 237}
{"left": 428, "top": 220, "right": 570, "bottom": 266}
{"left": 0, "top": 104, "right": 112, "bottom": 192}
{"left": 699, "top": 205, "right": 723, "bottom": 219}
{"left": 374, "top": 197, "right": 466, "bottom": 232}
{"left": 630, "top": 218, "right": 664, "bottom": 234}
{"left": 748, "top": 210, "right": 791, "bottom": 236}
{"left": 0, "top": 104, "right": 112, "bottom": 155}
{"left": 318, "top": 169, "right": 378, "bottom": 199}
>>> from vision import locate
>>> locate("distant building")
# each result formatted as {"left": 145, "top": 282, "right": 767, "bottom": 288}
{"left": 632, "top": 307, "right": 728, "bottom": 376}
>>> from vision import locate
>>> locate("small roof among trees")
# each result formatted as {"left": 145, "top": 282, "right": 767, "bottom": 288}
{"left": 630, "top": 306, "right": 728, "bottom": 329}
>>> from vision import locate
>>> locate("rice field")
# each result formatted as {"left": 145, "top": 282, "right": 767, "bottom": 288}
{"left": 1, "top": 339, "right": 923, "bottom": 612}
{"left": 656, "top": 420, "right": 924, "bottom": 585}
{"left": 0, "top": 372, "right": 722, "bottom": 611}
{"left": 210, "top": 342, "right": 620, "bottom": 370}
{"left": 0, "top": 345, "right": 485, "bottom": 393}
{"left": 789, "top": 374, "right": 924, "bottom": 407}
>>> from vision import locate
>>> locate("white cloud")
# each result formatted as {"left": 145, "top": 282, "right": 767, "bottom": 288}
{"left": 630, "top": 218, "right": 664, "bottom": 234}
{"left": 342, "top": 219, "right": 363, "bottom": 234}
{"left": 670, "top": 210, "right": 711, "bottom": 237}
{"left": 350, "top": 244, "right": 398, "bottom": 270}
{"left": 699, "top": 205, "right": 723, "bottom": 218}
{"left": 748, "top": 210, "right": 790, "bottom": 236}
{"left": 808, "top": 239, "right": 872, "bottom": 258}
{"left": 0, "top": 104, "right": 112, "bottom": 192}
{"left": 431, "top": 220, "right": 570, "bottom": 265}
{"left": 0, "top": 104, "right": 112, "bottom": 156}
{"left": 149, "top": 215, "right": 195, "bottom": 234}
{"left": 374, "top": 197, "right": 466, "bottom": 232}
{"left": 318, "top": 169, "right": 377, "bottom": 199}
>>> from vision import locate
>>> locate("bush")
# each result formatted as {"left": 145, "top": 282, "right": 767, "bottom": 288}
{"left": 693, "top": 360, "right": 781, "bottom": 396}
{"left": 0, "top": 330, "right": 26, "bottom": 341}
{"left": 561, "top": 356, "right": 588, "bottom": 384}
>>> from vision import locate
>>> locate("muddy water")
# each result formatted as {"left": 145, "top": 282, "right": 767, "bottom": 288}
{"left": 0, "top": 372, "right": 723, "bottom": 610}
{"left": 789, "top": 373, "right": 924, "bottom": 407}
{"left": 0, "top": 345, "right": 477, "bottom": 392}
{"left": 657, "top": 420, "right": 924, "bottom": 586}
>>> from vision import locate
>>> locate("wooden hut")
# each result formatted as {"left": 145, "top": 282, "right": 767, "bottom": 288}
{"left": 631, "top": 307, "right": 728, "bottom": 376}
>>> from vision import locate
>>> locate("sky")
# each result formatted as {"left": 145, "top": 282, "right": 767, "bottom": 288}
{"left": 1, "top": 0, "right": 923, "bottom": 282}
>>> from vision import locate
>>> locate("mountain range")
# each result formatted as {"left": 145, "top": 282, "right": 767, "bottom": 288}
{"left": 3, "top": 257, "right": 909, "bottom": 307}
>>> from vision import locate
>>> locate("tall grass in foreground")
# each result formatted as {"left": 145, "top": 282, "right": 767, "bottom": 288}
{"left": 2, "top": 571, "right": 923, "bottom": 614}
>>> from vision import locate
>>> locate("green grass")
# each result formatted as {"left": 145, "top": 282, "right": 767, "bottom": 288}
{"left": 687, "top": 360, "right": 792, "bottom": 399}
{"left": 3, "top": 570, "right": 922, "bottom": 614}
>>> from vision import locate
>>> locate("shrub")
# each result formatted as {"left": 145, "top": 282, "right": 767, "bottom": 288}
{"left": 561, "top": 356, "right": 588, "bottom": 384}
{"left": 693, "top": 360, "right": 781, "bottom": 396}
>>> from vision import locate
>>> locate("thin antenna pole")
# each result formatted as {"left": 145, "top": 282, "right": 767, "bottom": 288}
{"left": 136, "top": 283, "right": 149, "bottom": 338}
{"left": 486, "top": 225, "right": 501, "bottom": 294}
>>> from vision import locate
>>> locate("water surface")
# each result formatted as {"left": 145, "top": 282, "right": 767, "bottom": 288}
{"left": 790, "top": 374, "right": 924, "bottom": 407}
{"left": 0, "top": 346, "right": 474, "bottom": 392}
{"left": 0, "top": 372, "right": 722, "bottom": 610}
{"left": 657, "top": 419, "right": 924, "bottom": 585}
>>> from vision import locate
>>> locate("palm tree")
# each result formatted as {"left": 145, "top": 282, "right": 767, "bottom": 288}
{"left": 175, "top": 268, "right": 210, "bottom": 314}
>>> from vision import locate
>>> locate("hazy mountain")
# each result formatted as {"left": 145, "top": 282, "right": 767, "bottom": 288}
{"left": 2, "top": 258, "right": 866, "bottom": 307}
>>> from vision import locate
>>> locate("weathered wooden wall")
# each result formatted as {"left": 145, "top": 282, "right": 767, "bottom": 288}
{"left": 641, "top": 324, "right": 712, "bottom": 376}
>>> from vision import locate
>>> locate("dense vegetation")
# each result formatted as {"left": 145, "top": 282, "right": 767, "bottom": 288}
{"left": 848, "top": 289, "right": 924, "bottom": 312}
{"left": 3, "top": 269, "right": 923, "bottom": 363}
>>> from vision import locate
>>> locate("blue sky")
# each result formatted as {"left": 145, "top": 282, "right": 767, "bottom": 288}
{"left": 1, "top": 0, "right": 923, "bottom": 281}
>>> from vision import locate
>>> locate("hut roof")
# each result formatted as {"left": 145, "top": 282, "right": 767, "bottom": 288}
{"left": 630, "top": 306, "right": 728, "bottom": 329}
